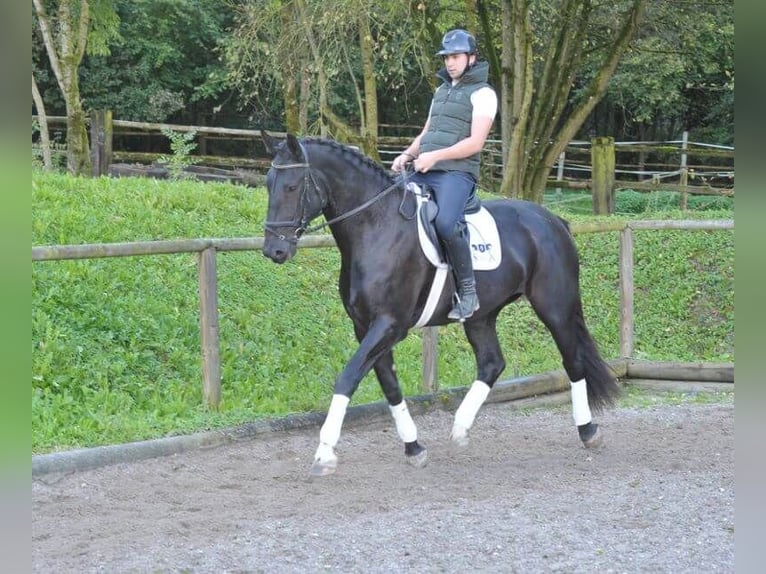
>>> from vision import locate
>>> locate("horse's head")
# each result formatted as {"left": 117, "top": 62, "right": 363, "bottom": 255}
{"left": 261, "top": 132, "right": 327, "bottom": 263}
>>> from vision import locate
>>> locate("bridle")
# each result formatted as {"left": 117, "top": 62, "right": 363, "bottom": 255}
{"left": 264, "top": 141, "right": 405, "bottom": 243}
{"left": 263, "top": 142, "right": 326, "bottom": 244}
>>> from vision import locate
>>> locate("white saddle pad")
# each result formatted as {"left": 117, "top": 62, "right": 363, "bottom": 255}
{"left": 413, "top": 186, "right": 502, "bottom": 271}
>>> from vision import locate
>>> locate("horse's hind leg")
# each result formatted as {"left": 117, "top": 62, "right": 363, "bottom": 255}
{"left": 374, "top": 352, "right": 428, "bottom": 468}
{"left": 451, "top": 312, "right": 506, "bottom": 446}
{"left": 526, "top": 285, "right": 619, "bottom": 449}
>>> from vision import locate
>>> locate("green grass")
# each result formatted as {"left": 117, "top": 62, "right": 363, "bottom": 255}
{"left": 512, "top": 384, "right": 733, "bottom": 420}
{"left": 616, "top": 384, "right": 734, "bottom": 408}
{"left": 32, "top": 172, "right": 734, "bottom": 453}
{"left": 542, "top": 187, "right": 734, "bottom": 216}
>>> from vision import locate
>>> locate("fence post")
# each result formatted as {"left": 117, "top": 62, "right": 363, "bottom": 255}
{"left": 421, "top": 327, "right": 439, "bottom": 393}
{"left": 619, "top": 226, "right": 634, "bottom": 358}
{"left": 555, "top": 151, "right": 566, "bottom": 195}
{"left": 591, "top": 136, "right": 615, "bottom": 215}
{"left": 679, "top": 130, "right": 689, "bottom": 210}
{"left": 198, "top": 247, "right": 221, "bottom": 409}
{"left": 90, "top": 109, "right": 113, "bottom": 177}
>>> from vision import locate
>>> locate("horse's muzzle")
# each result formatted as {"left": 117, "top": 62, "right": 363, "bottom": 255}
{"left": 262, "top": 239, "right": 296, "bottom": 264}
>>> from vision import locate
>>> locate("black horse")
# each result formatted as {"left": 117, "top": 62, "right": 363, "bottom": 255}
{"left": 261, "top": 133, "right": 619, "bottom": 476}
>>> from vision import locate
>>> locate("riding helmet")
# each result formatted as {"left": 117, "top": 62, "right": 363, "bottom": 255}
{"left": 436, "top": 29, "right": 478, "bottom": 56}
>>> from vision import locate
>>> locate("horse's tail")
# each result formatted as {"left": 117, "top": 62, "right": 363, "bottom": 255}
{"left": 574, "top": 310, "right": 620, "bottom": 412}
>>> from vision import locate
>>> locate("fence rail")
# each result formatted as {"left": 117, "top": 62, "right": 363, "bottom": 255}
{"left": 32, "top": 219, "right": 734, "bottom": 408}
{"left": 34, "top": 115, "right": 734, "bottom": 205}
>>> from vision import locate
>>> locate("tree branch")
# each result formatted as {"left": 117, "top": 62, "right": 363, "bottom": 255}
{"left": 546, "top": 0, "right": 648, "bottom": 168}
{"left": 75, "top": 0, "right": 91, "bottom": 64}
{"left": 33, "top": 0, "right": 64, "bottom": 90}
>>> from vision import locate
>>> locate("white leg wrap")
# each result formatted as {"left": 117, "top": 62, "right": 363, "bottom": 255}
{"left": 571, "top": 379, "right": 592, "bottom": 426}
{"left": 453, "top": 380, "right": 491, "bottom": 435}
{"left": 316, "top": 394, "right": 349, "bottom": 460}
{"left": 389, "top": 400, "right": 418, "bottom": 443}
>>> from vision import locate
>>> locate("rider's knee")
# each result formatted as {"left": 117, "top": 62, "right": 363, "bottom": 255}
{"left": 436, "top": 218, "right": 466, "bottom": 241}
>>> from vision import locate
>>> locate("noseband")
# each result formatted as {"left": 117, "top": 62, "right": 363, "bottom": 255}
{"left": 263, "top": 142, "right": 326, "bottom": 244}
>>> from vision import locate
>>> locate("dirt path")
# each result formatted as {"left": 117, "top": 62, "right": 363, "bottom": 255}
{"left": 33, "top": 401, "right": 734, "bottom": 573}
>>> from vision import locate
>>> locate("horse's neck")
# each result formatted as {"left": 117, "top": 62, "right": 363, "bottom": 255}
{"left": 316, "top": 154, "right": 398, "bottom": 227}
{"left": 322, "top": 176, "right": 409, "bottom": 252}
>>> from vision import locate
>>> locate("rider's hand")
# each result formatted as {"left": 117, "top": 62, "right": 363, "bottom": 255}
{"left": 391, "top": 153, "right": 414, "bottom": 173}
{"left": 413, "top": 151, "right": 438, "bottom": 173}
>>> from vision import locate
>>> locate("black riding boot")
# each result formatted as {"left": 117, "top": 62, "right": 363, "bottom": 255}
{"left": 445, "top": 234, "right": 479, "bottom": 321}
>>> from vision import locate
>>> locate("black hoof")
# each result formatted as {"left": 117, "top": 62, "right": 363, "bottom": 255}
{"left": 404, "top": 440, "right": 428, "bottom": 468}
{"left": 578, "top": 422, "right": 604, "bottom": 449}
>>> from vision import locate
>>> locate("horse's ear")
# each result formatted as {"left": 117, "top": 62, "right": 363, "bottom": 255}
{"left": 261, "top": 130, "right": 280, "bottom": 156}
{"left": 285, "top": 133, "right": 303, "bottom": 160}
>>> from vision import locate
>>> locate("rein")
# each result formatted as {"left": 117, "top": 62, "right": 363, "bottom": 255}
{"left": 305, "top": 180, "right": 402, "bottom": 234}
{"left": 265, "top": 143, "right": 405, "bottom": 242}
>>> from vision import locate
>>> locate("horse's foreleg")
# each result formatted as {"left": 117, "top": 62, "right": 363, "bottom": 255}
{"left": 453, "top": 314, "right": 506, "bottom": 446}
{"left": 311, "top": 317, "right": 407, "bottom": 476}
{"left": 312, "top": 394, "right": 350, "bottom": 476}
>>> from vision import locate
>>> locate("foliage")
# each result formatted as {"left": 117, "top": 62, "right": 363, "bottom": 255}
{"left": 157, "top": 128, "right": 200, "bottom": 180}
{"left": 32, "top": 173, "right": 734, "bottom": 453}
{"left": 33, "top": 0, "right": 122, "bottom": 174}
{"left": 222, "top": 0, "right": 437, "bottom": 130}
{"left": 610, "top": 190, "right": 734, "bottom": 214}
{"left": 32, "top": 119, "right": 67, "bottom": 172}
{"left": 615, "top": 385, "right": 733, "bottom": 409}
{"left": 588, "top": 0, "right": 734, "bottom": 143}
{"left": 31, "top": 1, "right": 733, "bottom": 179}
{"left": 542, "top": 188, "right": 733, "bottom": 216}
{"left": 35, "top": 0, "right": 233, "bottom": 122}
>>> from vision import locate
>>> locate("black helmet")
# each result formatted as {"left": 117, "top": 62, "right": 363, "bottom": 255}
{"left": 436, "top": 29, "right": 477, "bottom": 56}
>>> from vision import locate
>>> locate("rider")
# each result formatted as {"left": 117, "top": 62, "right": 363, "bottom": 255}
{"left": 391, "top": 29, "right": 497, "bottom": 321}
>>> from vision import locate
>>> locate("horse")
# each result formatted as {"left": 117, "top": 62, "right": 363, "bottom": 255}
{"left": 261, "top": 133, "right": 620, "bottom": 476}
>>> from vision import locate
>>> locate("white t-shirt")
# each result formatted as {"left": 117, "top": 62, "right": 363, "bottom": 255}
{"left": 470, "top": 86, "right": 498, "bottom": 120}
{"left": 427, "top": 85, "right": 498, "bottom": 122}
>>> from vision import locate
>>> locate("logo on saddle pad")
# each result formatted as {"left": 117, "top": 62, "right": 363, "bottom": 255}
{"left": 410, "top": 183, "right": 502, "bottom": 271}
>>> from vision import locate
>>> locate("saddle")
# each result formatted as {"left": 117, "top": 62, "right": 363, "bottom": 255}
{"left": 408, "top": 183, "right": 501, "bottom": 272}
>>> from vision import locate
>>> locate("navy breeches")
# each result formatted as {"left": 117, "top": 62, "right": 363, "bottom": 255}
{"left": 409, "top": 170, "right": 477, "bottom": 240}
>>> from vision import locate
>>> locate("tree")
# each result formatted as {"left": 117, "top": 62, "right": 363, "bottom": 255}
{"left": 33, "top": 0, "right": 120, "bottom": 175}
{"left": 79, "top": 0, "right": 233, "bottom": 123}
{"left": 494, "top": 0, "right": 648, "bottom": 201}
{"left": 595, "top": 0, "right": 734, "bottom": 144}
{"left": 223, "top": 0, "right": 442, "bottom": 156}
{"left": 32, "top": 73, "right": 53, "bottom": 170}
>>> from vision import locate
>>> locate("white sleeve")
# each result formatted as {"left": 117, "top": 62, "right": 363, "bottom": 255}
{"left": 471, "top": 87, "right": 497, "bottom": 120}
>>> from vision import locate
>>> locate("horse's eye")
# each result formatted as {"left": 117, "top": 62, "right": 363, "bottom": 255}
{"left": 286, "top": 184, "right": 298, "bottom": 193}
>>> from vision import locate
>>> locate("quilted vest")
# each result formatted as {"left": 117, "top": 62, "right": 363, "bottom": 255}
{"left": 419, "top": 61, "right": 491, "bottom": 179}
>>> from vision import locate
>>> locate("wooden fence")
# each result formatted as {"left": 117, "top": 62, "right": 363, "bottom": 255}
{"left": 34, "top": 114, "right": 734, "bottom": 209}
{"left": 32, "top": 219, "right": 734, "bottom": 409}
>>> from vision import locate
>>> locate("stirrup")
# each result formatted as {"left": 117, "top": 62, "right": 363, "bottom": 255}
{"left": 448, "top": 291, "right": 479, "bottom": 321}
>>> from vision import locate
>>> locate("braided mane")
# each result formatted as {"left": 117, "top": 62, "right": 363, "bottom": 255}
{"left": 303, "top": 137, "right": 394, "bottom": 185}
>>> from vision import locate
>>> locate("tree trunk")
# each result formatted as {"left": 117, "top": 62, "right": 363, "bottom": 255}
{"left": 500, "top": 0, "right": 534, "bottom": 198}
{"left": 281, "top": 1, "right": 300, "bottom": 134}
{"left": 63, "top": 73, "right": 91, "bottom": 175}
{"left": 498, "top": 0, "right": 647, "bottom": 202}
{"left": 299, "top": 66, "right": 311, "bottom": 133}
{"left": 476, "top": 0, "right": 501, "bottom": 89}
{"left": 296, "top": 0, "right": 328, "bottom": 136}
{"left": 32, "top": 74, "right": 53, "bottom": 170}
{"left": 529, "top": 0, "right": 647, "bottom": 202}
{"left": 358, "top": 10, "right": 379, "bottom": 160}
{"left": 34, "top": 0, "right": 92, "bottom": 176}
{"left": 463, "top": 0, "right": 478, "bottom": 32}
